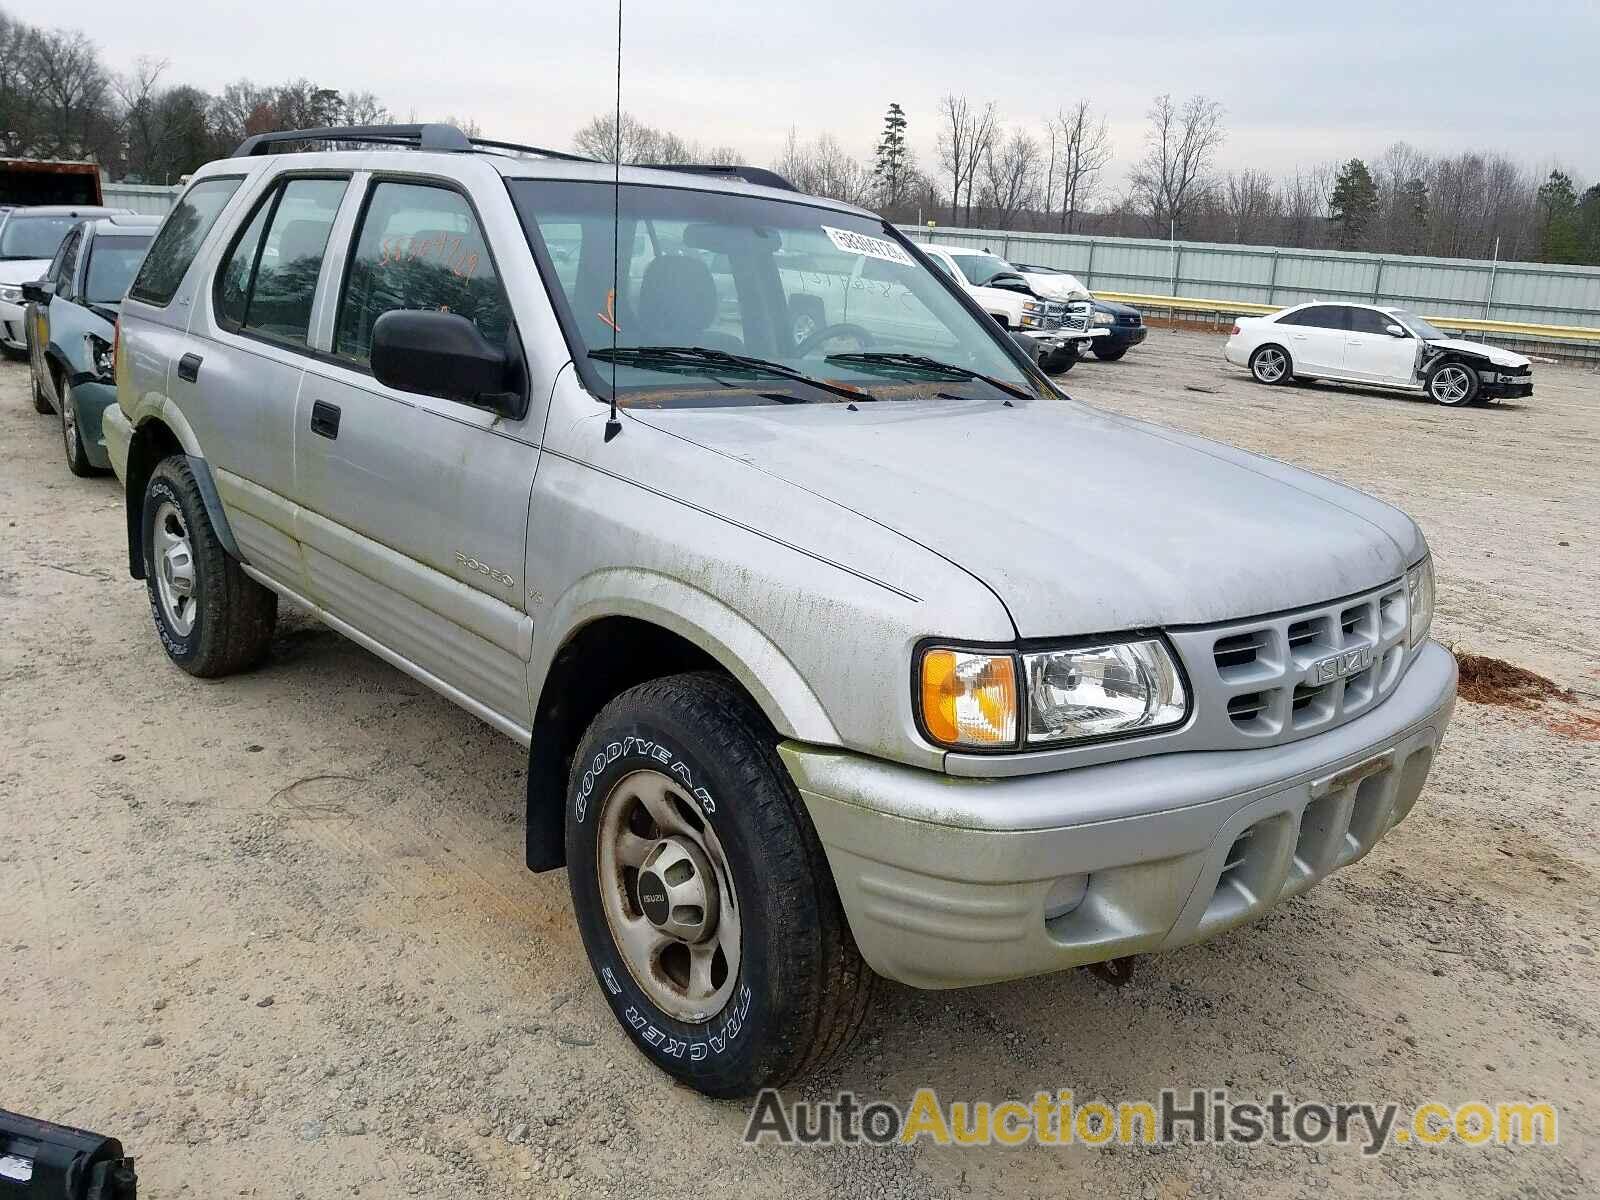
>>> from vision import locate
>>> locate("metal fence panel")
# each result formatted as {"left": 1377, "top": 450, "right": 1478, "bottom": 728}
{"left": 103, "top": 183, "right": 182, "bottom": 215}
{"left": 904, "top": 224, "right": 1600, "bottom": 331}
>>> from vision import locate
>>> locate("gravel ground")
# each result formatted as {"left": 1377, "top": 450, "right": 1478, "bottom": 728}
{"left": 2, "top": 332, "right": 1596, "bottom": 1199}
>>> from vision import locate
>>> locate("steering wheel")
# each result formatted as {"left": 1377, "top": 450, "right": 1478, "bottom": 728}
{"left": 795, "top": 322, "right": 875, "bottom": 357}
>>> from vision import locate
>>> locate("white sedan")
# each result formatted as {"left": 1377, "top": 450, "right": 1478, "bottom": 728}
{"left": 1224, "top": 302, "right": 1533, "bottom": 407}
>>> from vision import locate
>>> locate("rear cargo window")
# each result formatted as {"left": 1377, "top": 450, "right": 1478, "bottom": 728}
{"left": 129, "top": 176, "right": 244, "bottom": 307}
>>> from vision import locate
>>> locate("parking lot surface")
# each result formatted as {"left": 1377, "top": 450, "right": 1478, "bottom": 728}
{"left": 2, "top": 332, "right": 1596, "bottom": 1198}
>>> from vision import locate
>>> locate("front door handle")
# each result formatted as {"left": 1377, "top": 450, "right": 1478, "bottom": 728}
{"left": 310, "top": 401, "right": 342, "bottom": 439}
{"left": 177, "top": 352, "right": 202, "bottom": 382}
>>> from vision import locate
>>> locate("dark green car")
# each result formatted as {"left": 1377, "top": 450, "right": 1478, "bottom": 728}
{"left": 25, "top": 213, "right": 161, "bottom": 475}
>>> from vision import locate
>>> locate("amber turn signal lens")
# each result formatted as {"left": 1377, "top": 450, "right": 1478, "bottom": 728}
{"left": 920, "top": 649, "right": 1018, "bottom": 748}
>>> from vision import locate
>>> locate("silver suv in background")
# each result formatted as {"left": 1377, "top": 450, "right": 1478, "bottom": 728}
{"left": 102, "top": 124, "right": 1456, "bottom": 1098}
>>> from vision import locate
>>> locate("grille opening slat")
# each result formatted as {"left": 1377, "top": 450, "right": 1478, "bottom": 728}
{"left": 1221, "top": 829, "right": 1255, "bottom": 877}
{"left": 1340, "top": 604, "right": 1369, "bottom": 639}
{"left": 1228, "top": 691, "right": 1271, "bottom": 723}
{"left": 1287, "top": 619, "right": 1320, "bottom": 650}
{"left": 1214, "top": 630, "right": 1267, "bottom": 672}
{"left": 1292, "top": 682, "right": 1330, "bottom": 713}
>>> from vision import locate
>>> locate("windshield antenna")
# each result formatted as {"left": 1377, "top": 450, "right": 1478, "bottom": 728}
{"left": 603, "top": 0, "right": 623, "bottom": 443}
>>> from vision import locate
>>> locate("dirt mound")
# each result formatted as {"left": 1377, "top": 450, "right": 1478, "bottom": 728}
{"left": 1454, "top": 650, "right": 1573, "bottom": 708}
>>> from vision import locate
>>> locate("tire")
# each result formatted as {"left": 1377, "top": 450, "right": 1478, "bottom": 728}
{"left": 566, "top": 671, "right": 873, "bottom": 1098}
{"left": 141, "top": 456, "right": 277, "bottom": 677}
{"left": 1249, "top": 344, "right": 1292, "bottom": 385}
{"left": 788, "top": 296, "right": 826, "bottom": 349}
{"left": 1092, "top": 344, "right": 1128, "bottom": 362}
{"left": 31, "top": 368, "right": 54, "bottom": 414}
{"left": 59, "top": 381, "right": 98, "bottom": 477}
{"left": 1425, "top": 359, "right": 1479, "bottom": 407}
{"left": 1041, "top": 345, "right": 1078, "bottom": 375}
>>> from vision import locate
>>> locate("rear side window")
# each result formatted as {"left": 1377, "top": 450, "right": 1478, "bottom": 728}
{"left": 1280, "top": 305, "right": 1348, "bottom": 330}
{"left": 214, "top": 177, "right": 347, "bottom": 347}
{"left": 334, "top": 181, "right": 509, "bottom": 365}
{"left": 129, "top": 177, "right": 244, "bottom": 307}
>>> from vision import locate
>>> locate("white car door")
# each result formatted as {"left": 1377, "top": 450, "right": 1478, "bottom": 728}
{"left": 1340, "top": 306, "right": 1420, "bottom": 385}
{"left": 1272, "top": 305, "right": 1348, "bottom": 375}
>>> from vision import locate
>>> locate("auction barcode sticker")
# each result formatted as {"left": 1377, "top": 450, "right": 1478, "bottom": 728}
{"left": 822, "top": 226, "right": 914, "bottom": 267}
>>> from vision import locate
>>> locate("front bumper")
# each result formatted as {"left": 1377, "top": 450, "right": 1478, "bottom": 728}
{"left": 0, "top": 299, "right": 25, "bottom": 350}
{"left": 1105, "top": 323, "right": 1148, "bottom": 349}
{"left": 64, "top": 377, "right": 117, "bottom": 468}
{"left": 782, "top": 640, "right": 1456, "bottom": 989}
{"left": 1480, "top": 376, "right": 1533, "bottom": 400}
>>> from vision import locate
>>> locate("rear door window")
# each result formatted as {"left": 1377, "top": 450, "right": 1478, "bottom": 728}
{"left": 51, "top": 228, "right": 83, "bottom": 299}
{"left": 214, "top": 177, "right": 348, "bottom": 347}
{"left": 333, "top": 181, "right": 510, "bottom": 365}
{"left": 130, "top": 176, "right": 245, "bottom": 306}
{"left": 1281, "top": 305, "right": 1348, "bottom": 330}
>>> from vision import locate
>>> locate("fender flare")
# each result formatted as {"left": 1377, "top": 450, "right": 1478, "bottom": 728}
{"left": 534, "top": 568, "right": 840, "bottom": 745}
{"left": 124, "top": 404, "right": 244, "bottom": 574}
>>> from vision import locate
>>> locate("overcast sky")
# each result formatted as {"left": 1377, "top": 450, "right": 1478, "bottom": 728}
{"left": 47, "top": 0, "right": 1600, "bottom": 190}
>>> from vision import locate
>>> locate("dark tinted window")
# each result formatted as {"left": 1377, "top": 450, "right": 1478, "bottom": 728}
{"left": 1279, "top": 305, "right": 1348, "bottom": 330}
{"left": 0, "top": 214, "right": 79, "bottom": 261}
{"left": 1348, "top": 307, "right": 1405, "bottom": 336}
{"left": 49, "top": 228, "right": 83, "bottom": 294}
{"left": 335, "top": 181, "right": 509, "bottom": 365}
{"left": 215, "top": 177, "right": 346, "bottom": 346}
{"left": 84, "top": 235, "right": 154, "bottom": 305}
{"left": 129, "top": 177, "right": 244, "bottom": 306}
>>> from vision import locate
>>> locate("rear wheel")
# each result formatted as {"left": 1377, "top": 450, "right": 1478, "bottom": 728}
{"left": 566, "top": 672, "right": 873, "bottom": 1098}
{"left": 1425, "top": 360, "right": 1479, "bottom": 407}
{"left": 1249, "top": 344, "right": 1292, "bottom": 385}
{"left": 142, "top": 456, "right": 277, "bottom": 676}
{"left": 60, "top": 381, "right": 98, "bottom": 477}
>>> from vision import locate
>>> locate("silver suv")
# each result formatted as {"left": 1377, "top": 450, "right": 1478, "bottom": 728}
{"left": 103, "top": 124, "right": 1456, "bottom": 1098}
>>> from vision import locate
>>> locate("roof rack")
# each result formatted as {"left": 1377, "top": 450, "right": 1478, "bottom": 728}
{"left": 233, "top": 123, "right": 596, "bottom": 163}
{"left": 634, "top": 163, "right": 798, "bottom": 193}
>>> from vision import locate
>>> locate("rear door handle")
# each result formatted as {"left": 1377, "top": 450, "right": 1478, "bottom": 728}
{"left": 310, "top": 400, "right": 342, "bottom": 440}
{"left": 177, "top": 352, "right": 202, "bottom": 382}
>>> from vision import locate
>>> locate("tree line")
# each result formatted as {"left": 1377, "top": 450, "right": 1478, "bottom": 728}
{"left": 5, "top": 4, "right": 1596, "bottom": 267}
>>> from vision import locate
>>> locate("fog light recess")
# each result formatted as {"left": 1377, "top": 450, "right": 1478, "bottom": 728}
{"left": 1044, "top": 873, "right": 1089, "bottom": 920}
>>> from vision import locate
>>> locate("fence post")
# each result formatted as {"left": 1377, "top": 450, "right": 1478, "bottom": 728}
{"left": 1371, "top": 259, "right": 1385, "bottom": 303}
{"left": 1267, "top": 251, "right": 1280, "bottom": 306}
{"left": 1085, "top": 239, "right": 1097, "bottom": 289}
{"left": 1172, "top": 243, "right": 1182, "bottom": 297}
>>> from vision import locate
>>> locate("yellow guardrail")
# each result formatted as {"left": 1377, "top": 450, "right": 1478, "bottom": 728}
{"left": 1095, "top": 291, "right": 1600, "bottom": 344}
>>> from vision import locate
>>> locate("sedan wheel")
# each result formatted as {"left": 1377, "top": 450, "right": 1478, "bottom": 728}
{"left": 1250, "top": 345, "right": 1291, "bottom": 385}
{"left": 1427, "top": 362, "right": 1478, "bottom": 406}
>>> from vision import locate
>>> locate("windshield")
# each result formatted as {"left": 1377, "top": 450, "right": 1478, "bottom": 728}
{"left": 1394, "top": 311, "right": 1449, "bottom": 341}
{"left": 84, "top": 234, "right": 153, "bottom": 304}
{"left": 949, "top": 253, "right": 1013, "bottom": 286}
{"left": 507, "top": 180, "right": 1042, "bottom": 408}
{"left": 0, "top": 215, "right": 78, "bottom": 261}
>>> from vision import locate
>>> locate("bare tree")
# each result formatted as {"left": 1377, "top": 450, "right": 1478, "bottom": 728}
{"left": 1280, "top": 164, "right": 1334, "bottom": 248}
{"left": 774, "top": 129, "right": 875, "bottom": 205}
{"left": 936, "top": 95, "right": 996, "bottom": 224}
{"left": 1050, "top": 101, "right": 1111, "bottom": 233}
{"left": 114, "top": 55, "right": 169, "bottom": 181}
{"left": 1221, "top": 169, "right": 1278, "bottom": 244}
{"left": 979, "top": 128, "right": 1041, "bottom": 228}
{"left": 27, "top": 27, "right": 113, "bottom": 159}
{"left": 1128, "top": 93, "right": 1226, "bottom": 236}
{"left": 573, "top": 111, "right": 740, "bottom": 165}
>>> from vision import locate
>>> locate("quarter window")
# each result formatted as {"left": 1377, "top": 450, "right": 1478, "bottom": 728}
{"left": 334, "top": 181, "right": 510, "bottom": 365}
{"left": 129, "top": 176, "right": 244, "bottom": 307}
{"left": 215, "top": 177, "right": 347, "bottom": 347}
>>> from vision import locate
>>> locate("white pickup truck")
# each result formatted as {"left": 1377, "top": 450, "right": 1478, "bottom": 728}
{"left": 915, "top": 243, "right": 1105, "bottom": 371}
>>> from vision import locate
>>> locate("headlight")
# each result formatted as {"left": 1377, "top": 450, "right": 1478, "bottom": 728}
{"left": 1091, "top": 312, "right": 1113, "bottom": 327}
{"left": 1406, "top": 556, "right": 1435, "bottom": 647}
{"left": 1021, "top": 300, "right": 1045, "bottom": 314}
{"left": 918, "top": 648, "right": 1017, "bottom": 748}
{"left": 0, "top": 284, "right": 22, "bottom": 304}
{"left": 1023, "top": 640, "right": 1187, "bottom": 744}
{"left": 89, "top": 334, "right": 114, "bottom": 380}
{"left": 916, "top": 638, "right": 1188, "bottom": 750}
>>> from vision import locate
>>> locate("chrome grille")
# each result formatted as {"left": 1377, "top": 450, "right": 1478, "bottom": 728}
{"left": 1166, "top": 578, "right": 1410, "bottom": 752}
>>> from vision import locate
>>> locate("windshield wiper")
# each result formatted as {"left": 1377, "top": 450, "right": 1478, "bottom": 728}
{"left": 822, "top": 351, "right": 1036, "bottom": 404}
{"left": 590, "top": 345, "right": 876, "bottom": 404}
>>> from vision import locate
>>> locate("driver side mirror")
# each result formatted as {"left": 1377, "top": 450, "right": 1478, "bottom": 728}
{"left": 21, "top": 279, "right": 54, "bottom": 305}
{"left": 1385, "top": 324, "right": 1408, "bottom": 338}
{"left": 371, "top": 310, "right": 525, "bottom": 418}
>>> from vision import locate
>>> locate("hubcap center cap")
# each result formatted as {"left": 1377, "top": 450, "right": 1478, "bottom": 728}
{"left": 636, "top": 837, "right": 719, "bottom": 943}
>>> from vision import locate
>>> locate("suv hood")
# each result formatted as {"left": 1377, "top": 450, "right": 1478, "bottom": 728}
{"left": 634, "top": 396, "right": 1419, "bottom": 637}
{"left": 1426, "top": 338, "right": 1530, "bottom": 369}
{"left": 0, "top": 258, "right": 48, "bottom": 285}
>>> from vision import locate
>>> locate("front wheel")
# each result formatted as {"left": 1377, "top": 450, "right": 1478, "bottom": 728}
{"left": 1249, "top": 344, "right": 1292, "bottom": 385}
{"left": 31, "top": 368, "right": 53, "bottom": 414}
{"left": 1425, "top": 360, "right": 1479, "bottom": 407}
{"left": 1092, "top": 344, "right": 1128, "bottom": 362}
{"left": 60, "top": 381, "right": 98, "bottom": 477}
{"left": 566, "top": 672, "right": 873, "bottom": 1098}
{"left": 142, "top": 456, "right": 277, "bottom": 676}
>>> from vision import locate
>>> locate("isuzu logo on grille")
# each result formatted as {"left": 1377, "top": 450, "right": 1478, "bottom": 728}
{"left": 1310, "top": 645, "right": 1374, "bottom": 685}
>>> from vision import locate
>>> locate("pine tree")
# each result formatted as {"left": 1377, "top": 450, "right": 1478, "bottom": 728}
{"left": 1535, "top": 170, "right": 1581, "bottom": 263}
{"left": 1329, "top": 158, "right": 1378, "bottom": 250}
{"left": 873, "top": 103, "right": 909, "bottom": 210}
